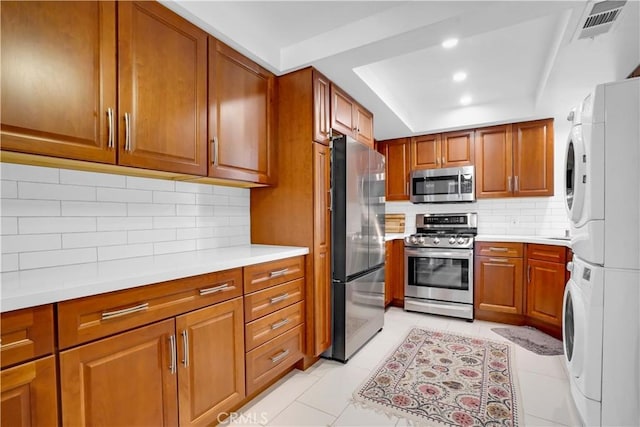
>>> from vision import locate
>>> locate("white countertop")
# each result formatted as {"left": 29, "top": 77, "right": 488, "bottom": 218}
{"left": 476, "top": 234, "right": 572, "bottom": 247}
{"left": 1, "top": 244, "right": 309, "bottom": 313}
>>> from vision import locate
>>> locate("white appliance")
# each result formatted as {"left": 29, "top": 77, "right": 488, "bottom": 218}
{"left": 563, "top": 77, "right": 640, "bottom": 426}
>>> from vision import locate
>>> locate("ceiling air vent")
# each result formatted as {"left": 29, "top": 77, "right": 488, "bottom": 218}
{"left": 577, "top": 0, "right": 627, "bottom": 39}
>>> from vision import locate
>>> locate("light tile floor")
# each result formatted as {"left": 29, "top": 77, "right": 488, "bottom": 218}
{"left": 222, "top": 307, "right": 580, "bottom": 426}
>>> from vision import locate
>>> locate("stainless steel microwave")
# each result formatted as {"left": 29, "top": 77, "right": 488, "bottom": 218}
{"left": 410, "top": 166, "right": 475, "bottom": 203}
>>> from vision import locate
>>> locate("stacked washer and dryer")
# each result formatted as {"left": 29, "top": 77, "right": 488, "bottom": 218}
{"left": 563, "top": 77, "right": 640, "bottom": 426}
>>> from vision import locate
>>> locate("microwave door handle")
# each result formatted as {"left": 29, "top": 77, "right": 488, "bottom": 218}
{"left": 458, "top": 170, "right": 462, "bottom": 198}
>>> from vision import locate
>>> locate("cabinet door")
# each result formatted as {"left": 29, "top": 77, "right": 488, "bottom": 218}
{"left": 526, "top": 259, "right": 565, "bottom": 328}
{"left": 384, "top": 241, "right": 393, "bottom": 307}
{"left": 313, "top": 71, "right": 331, "bottom": 145}
{"left": 1, "top": 1, "right": 116, "bottom": 163}
{"left": 474, "top": 256, "right": 523, "bottom": 317}
{"left": 313, "top": 143, "right": 332, "bottom": 355}
{"left": 355, "top": 105, "right": 374, "bottom": 148}
{"left": 60, "top": 319, "right": 178, "bottom": 426}
{"left": 1, "top": 355, "right": 58, "bottom": 427}
{"left": 475, "top": 125, "right": 513, "bottom": 198}
{"left": 379, "top": 138, "right": 411, "bottom": 201}
{"left": 411, "top": 134, "right": 441, "bottom": 169}
{"left": 442, "top": 130, "right": 474, "bottom": 167}
{"left": 513, "top": 119, "right": 554, "bottom": 197}
{"left": 118, "top": 1, "right": 207, "bottom": 175}
{"left": 209, "top": 40, "right": 275, "bottom": 184}
{"left": 331, "top": 85, "right": 355, "bottom": 137}
{"left": 1, "top": 305, "right": 54, "bottom": 369}
{"left": 391, "top": 239, "right": 406, "bottom": 305}
{"left": 176, "top": 298, "right": 245, "bottom": 427}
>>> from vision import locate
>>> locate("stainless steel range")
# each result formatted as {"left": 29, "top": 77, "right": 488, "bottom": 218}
{"left": 404, "top": 213, "right": 477, "bottom": 320}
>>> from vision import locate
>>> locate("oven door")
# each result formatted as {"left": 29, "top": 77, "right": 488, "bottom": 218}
{"left": 404, "top": 247, "right": 473, "bottom": 304}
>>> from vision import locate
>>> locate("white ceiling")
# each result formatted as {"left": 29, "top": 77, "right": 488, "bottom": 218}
{"left": 162, "top": 0, "right": 640, "bottom": 140}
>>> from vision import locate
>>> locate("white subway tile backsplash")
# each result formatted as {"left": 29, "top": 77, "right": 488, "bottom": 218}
{"left": 127, "top": 203, "right": 175, "bottom": 217}
{"left": 128, "top": 229, "right": 176, "bottom": 244}
{"left": 126, "top": 176, "right": 175, "bottom": 191}
{"left": 153, "top": 191, "right": 195, "bottom": 205}
{"left": 98, "top": 243, "right": 153, "bottom": 261}
{"left": 2, "top": 199, "right": 61, "bottom": 217}
{"left": 20, "top": 248, "right": 97, "bottom": 269}
{"left": 2, "top": 254, "right": 19, "bottom": 272}
{"left": 60, "top": 169, "right": 126, "bottom": 188}
{"left": 2, "top": 234, "right": 61, "bottom": 253}
{"left": 19, "top": 217, "right": 96, "bottom": 234}
{"left": 62, "top": 201, "right": 126, "bottom": 217}
{"left": 19, "top": 182, "right": 96, "bottom": 201}
{"left": 1, "top": 163, "right": 59, "bottom": 183}
{"left": 63, "top": 231, "right": 127, "bottom": 249}
{"left": 1, "top": 180, "right": 18, "bottom": 198}
{"left": 97, "top": 188, "right": 152, "bottom": 203}
{"left": 154, "top": 239, "right": 195, "bottom": 255}
{"left": 1, "top": 164, "right": 250, "bottom": 272}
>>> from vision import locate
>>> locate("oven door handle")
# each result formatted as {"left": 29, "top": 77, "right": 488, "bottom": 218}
{"left": 405, "top": 248, "right": 473, "bottom": 259}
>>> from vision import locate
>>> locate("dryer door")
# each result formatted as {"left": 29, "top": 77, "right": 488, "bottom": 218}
{"left": 563, "top": 277, "right": 585, "bottom": 378}
{"left": 565, "top": 125, "right": 586, "bottom": 224}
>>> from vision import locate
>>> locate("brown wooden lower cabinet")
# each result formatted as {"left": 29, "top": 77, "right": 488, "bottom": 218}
{"left": 60, "top": 297, "right": 245, "bottom": 427}
{"left": 474, "top": 255, "right": 524, "bottom": 324}
{"left": 1, "top": 355, "right": 58, "bottom": 427}
{"left": 385, "top": 239, "right": 405, "bottom": 307}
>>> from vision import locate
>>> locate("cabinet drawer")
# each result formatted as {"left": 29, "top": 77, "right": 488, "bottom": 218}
{"left": 475, "top": 242, "right": 523, "bottom": 258}
{"left": 244, "top": 256, "right": 304, "bottom": 294}
{"left": 527, "top": 244, "right": 567, "bottom": 264}
{"left": 58, "top": 268, "right": 242, "bottom": 349}
{"left": 244, "top": 279, "right": 304, "bottom": 322}
{"left": 1, "top": 305, "right": 54, "bottom": 368}
{"left": 245, "top": 324, "right": 304, "bottom": 395}
{"left": 245, "top": 302, "right": 304, "bottom": 351}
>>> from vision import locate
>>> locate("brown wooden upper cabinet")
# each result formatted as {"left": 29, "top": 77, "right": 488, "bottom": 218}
{"left": 411, "top": 130, "right": 474, "bottom": 170}
{"left": 377, "top": 138, "right": 411, "bottom": 201}
{"left": 475, "top": 119, "right": 554, "bottom": 198}
{"left": 1, "top": 1, "right": 209, "bottom": 176}
{"left": 330, "top": 84, "right": 374, "bottom": 148}
{"left": 209, "top": 39, "right": 276, "bottom": 184}
{"left": 1, "top": 1, "right": 117, "bottom": 164}
{"left": 313, "top": 70, "right": 331, "bottom": 146}
{"left": 118, "top": 1, "right": 208, "bottom": 176}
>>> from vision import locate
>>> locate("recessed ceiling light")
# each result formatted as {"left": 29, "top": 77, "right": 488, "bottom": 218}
{"left": 453, "top": 71, "right": 467, "bottom": 82}
{"left": 442, "top": 38, "right": 459, "bottom": 49}
{"left": 460, "top": 95, "right": 472, "bottom": 106}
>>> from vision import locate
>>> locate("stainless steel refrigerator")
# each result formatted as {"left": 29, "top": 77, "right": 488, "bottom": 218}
{"left": 326, "top": 135, "right": 385, "bottom": 362}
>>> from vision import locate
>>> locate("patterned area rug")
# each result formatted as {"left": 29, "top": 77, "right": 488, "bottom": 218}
{"left": 491, "top": 326, "right": 563, "bottom": 356}
{"left": 353, "top": 327, "right": 523, "bottom": 427}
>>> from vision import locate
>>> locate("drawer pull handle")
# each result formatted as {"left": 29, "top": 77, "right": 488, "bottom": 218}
{"left": 181, "top": 330, "right": 189, "bottom": 368}
{"left": 270, "top": 293, "right": 289, "bottom": 304}
{"left": 270, "top": 349, "right": 290, "bottom": 363}
{"left": 101, "top": 302, "right": 149, "bottom": 320}
{"left": 489, "top": 258, "right": 509, "bottom": 263}
{"left": 269, "top": 268, "right": 289, "bottom": 278}
{"left": 199, "top": 283, "right": 230, "bottom": 296}
{"left": 271, "top": 318, "right": 290, "bottom": 330}
{"left": 169, "top": 335, "right": 177, "bottom": 374}
{"left": 489, "top": 247, "right": 509, "bottom": 252}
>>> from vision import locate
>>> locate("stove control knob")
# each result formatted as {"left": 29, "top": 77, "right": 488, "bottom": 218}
{"left": 417, "top": 236, "right": 425, "bottom": 245}
{"left": 457, "top": 237, "right": 466, "bottom": 245}
{"left": 410, "top": 236, "right": 418, "bottom": 244}
{"left": 448, "top": 237, "right": 456, "bottom": 245}
{"left": 433, "top": 237, "right": 440, "bottom": 245}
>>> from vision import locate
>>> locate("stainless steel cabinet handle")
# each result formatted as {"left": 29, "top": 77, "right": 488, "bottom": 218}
{"left": 181, "top": 330, "right": 189, "bottom": 368}
{"left": 106, "top": 108, "right": 114, "bottom": 149}
{"left": 124, "top": 112, "right": 131, "bottom": 151}
{"left": 489, "top": 247, "right": 509, "bottom": 252}
{"left": 199, "top": 283, "right": 229, "bottom": 296}
{"left": 507, "top": 176, "right": 512, "bottom": 192}
{"left": 489, "top": 258, "right": 509, "bottom": 263}
{"left": 101, "top": 302, "right": 149, "bottom": 320}
{"left": 269, "top": 268, "right": 288, "bottom": 278}
{"left": 169, "top": 335, "right": 177, "bottom": 374}
{"left": 270, "top": 293, "right": 289, "bottom": 304}
{"left": 270, "top": 318, "right": 290, "bottom": 330}
{"left": 270, "top": 349, "right": 290, "bottom": 363}
{"left": 442, "top": 156, "right": 446, "bottom": 165}
{"left": 457, "top": 170, "right": 462, "bottom": 198}
{"left": 527, "top": 264, "right": 531, "bottom": 283}
{"left": 436, "top": 157, "right": 440, "bottom": 165}
{"left": 211, "top": 137, "right": 219, "bottom": 165}
{"left": 514, "top": 176, "right": 519, "bottom": 192}
{"left": 328, "top": 190, "right": 333, "bottom": 212}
